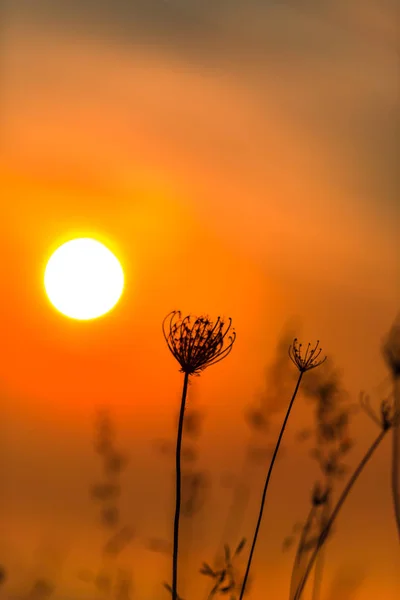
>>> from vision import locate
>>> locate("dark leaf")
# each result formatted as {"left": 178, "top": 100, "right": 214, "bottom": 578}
{"left": 220, "top": 584, "right": 234, "bottom": 593}
{"left": 218, "top": 569, "right": 227, "bottom": 583}
{"left": 100, "top": 506, "right": 120, "bottom": 528}
{"left": 103, "top": 526, "right": 134, "bottom": 555}
{"left": 296, "top": 428, "right": 313, "bottom": 442}
{"left": 234, "top": 538, "right": 246, "bottom": 556}
{"left": 90, "top": 482, "right": 121, "bottom": 502}
{"left": 246, "top": 408, "right": 269, "bottom": 432}
{"left": 282, "top": 536, "right": 295, "bottom": 551}
{"left": 200, "top": 563, "right": 216, "bottom": 577}
{"left": 162, "top": 582, "right": 185, "bottom": 600}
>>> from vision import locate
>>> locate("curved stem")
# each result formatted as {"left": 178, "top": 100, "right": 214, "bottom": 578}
{"left": 293, "top": 428, "right": 388, "bottom": 600}
{"left": 391, "top": 376, "right": 400, "bottom": 540}
{"left": 289, "top": 504, "right": 316, "bottom": 600}
{"left": 311, "top": 495, "right": 330, "bottom": 600}
{"left": 172, "top": 372, "right": 190, "bottom": 600}
{"left": 239, "top": 371, "right": 304, "bottom": 600}
{"left": 206, "top": 583, "right": 219, "bottom": 600}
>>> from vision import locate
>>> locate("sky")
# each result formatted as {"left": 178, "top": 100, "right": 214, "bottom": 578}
{"left": 0, "top": 1, "right": 399, "bottom": 599}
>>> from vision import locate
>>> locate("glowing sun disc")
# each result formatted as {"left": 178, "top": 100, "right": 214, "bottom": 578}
{"left": 44, "top": 238, "right": 125, "bottom": 320}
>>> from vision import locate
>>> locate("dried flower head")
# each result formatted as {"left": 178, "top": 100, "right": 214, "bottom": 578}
{"left": 360, "top": 391, "right": 399, "bottom": 431}
{"left": 382, "top": 314, "right": 400, "bottom": 377}
{"left": 288, "top": 339, "right": 327, "bottom": 373}
{"left": 163, "top": 310, "right": 236, "bottom": 376}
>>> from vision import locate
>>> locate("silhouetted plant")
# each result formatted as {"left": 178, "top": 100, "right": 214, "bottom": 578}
{"left": 287, "top": 483, "right": 332, "bottom": 600}
{"left": 288, "top": 364, "right": 355, "bottom": 600}
{"left": 114, "top": 569, "right": 133, "bottom": 600}
{"left": 382, "top": 313, "right": 400, "bottom": 539}
{"left": 200, "top": 538, "right": 248, "bottom": 599}
{"left": 162, "top": 582, "right": 185, "bottom": 600}
{"left": 146, "top": 538, "right": 172, "bottom": 555}
{"left": 214, "top": 329, "right": 296, "bottom": 569}
{"left": 239, "top": 339, "right": 326, "bottom": 599}
{"left": 163, "top": 310, "right": 236, "bottom": 600}
{"left": 293, "top": 392, "right": 398, "bottom": 599}
{"left": 383, "top": 313, "right": 400, "bottom": 377}
{"left": 88, "top": 411, "right": 134, "bottom": 599}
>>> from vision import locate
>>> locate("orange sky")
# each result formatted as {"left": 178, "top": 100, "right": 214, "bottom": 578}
{"left": 1, "top": 3, "right": 399, "bottom": 599}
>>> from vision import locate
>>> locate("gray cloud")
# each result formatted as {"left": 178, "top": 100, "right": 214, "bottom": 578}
{"left": 5, "top": 0, "right": 399, "bottom": 225}
{"left": 7, "top": 1, "right": 398, "bottom": 51}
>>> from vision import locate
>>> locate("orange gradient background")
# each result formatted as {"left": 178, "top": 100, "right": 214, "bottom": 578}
{"left": 1, "top": 2, "right": 399, "bottom": 599}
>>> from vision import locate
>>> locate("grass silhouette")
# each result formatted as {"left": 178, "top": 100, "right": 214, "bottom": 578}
{"left": 287, "top": 361, "right": 355, "bottom": 600}
{"left": 199, "top": 539, "right": 247, "bottom": 598}
{"left": 382, "top": 313, "right": 400, "bottom": 540}
{"left": 292, "top": 392, "right": 397, "bottom": 600}
{"left": 1, "top": 312, "right": 399, "bottom": 599}
{"left": 162, "top": 311, "right": 236, "bottom": 600}
{"left": 238, "top": 339, "right": 326, "bottom": 600}
{"left": 83, "top": 410, "right": 134, "bottom": 599}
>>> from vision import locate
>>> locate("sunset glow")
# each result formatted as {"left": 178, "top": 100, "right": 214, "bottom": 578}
{"left": 1, "top": 3, "right": 398, "bottom": 599}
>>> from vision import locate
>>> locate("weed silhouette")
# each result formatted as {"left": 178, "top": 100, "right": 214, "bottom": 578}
{"left": 200, "top": 539, "right": 249, "bottom": 599}
{"left": 382, "top": 313, "right": 400, "bottom": 539}
{"left": 84, "top": 410, "right": 134, "bottom": 599}
{"left": 293, "top": 391, "right": 398, "bottom": 599}
{"left": 287, "top": 362, "right": 355, "bottom": 600}
{"left": 163, "top": 311, "right": 236, "bottom": 600}
{"left": 239, "top": 339, "right": 326, "bottom": 599}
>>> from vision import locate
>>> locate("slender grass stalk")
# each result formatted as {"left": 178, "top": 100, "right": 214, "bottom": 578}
{"left": 293, "top": 428, "right": 388, "bottom": 600}
{"left": 239, "top": 338, "right": 326, "bottom": 600}
{"left": 295, "top": 506, "right": 316, "bottom": 570}
{"left": 382, "top": 313, "right": 400, "bottom": 539}
{"left": 289, "top": 482, "right": 331, "bottom": 600}
{"left": 391, "top": 376, "right": 400, "bottom": 540}
{"left": 163, "top": 311, "right": 236, "bottom": 600}
{"left": 289, "top": 504, "right": 317, "bottom": 600}
{"left": 172, "top": 372, "right": 190, "bottom": 600}
{"left": 238, "top": 371, "right": 304, "bottom": 599}
{"left": 311, "top": 498, "right": 330, "bottom": 600}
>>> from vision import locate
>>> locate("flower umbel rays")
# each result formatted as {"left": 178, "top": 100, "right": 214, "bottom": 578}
{"left": 289, "top": 339, "right": 326, "bottom": 373}
{"left": 163, "top": 311, "right": 236, "bottom": 376}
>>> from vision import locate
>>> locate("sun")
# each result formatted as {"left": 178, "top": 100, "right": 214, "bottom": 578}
{"left": 44, "top": 238, "right": 125, "bottom": 320}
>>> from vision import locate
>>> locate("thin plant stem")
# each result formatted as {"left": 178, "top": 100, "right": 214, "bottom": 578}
{"left": 172, "top": 371, "right": 190, "bottom": 600}
{"left": 391, "top": 376, "right": 400, "bottom": 540}
{"left": 207, "top": 584, "right": 219, "bottom": 600}
{"left": 239, "top": 371, "right": 304, "bottom": 600}
{"left": 311, "top": 498, "right": 329, "bottom": 600}
{"left": 289, "top": 505, "right": 316, "bottom": 600}
{"left": 294, "top": 428, "right": 388, "bottom": 600}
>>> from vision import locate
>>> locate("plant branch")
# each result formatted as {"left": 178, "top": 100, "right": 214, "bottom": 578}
{"left": 239, "top": 371, "right": 304, "bottom": 599}
{"left": 293, "top": 428, "right": 388, "bottom": 600}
